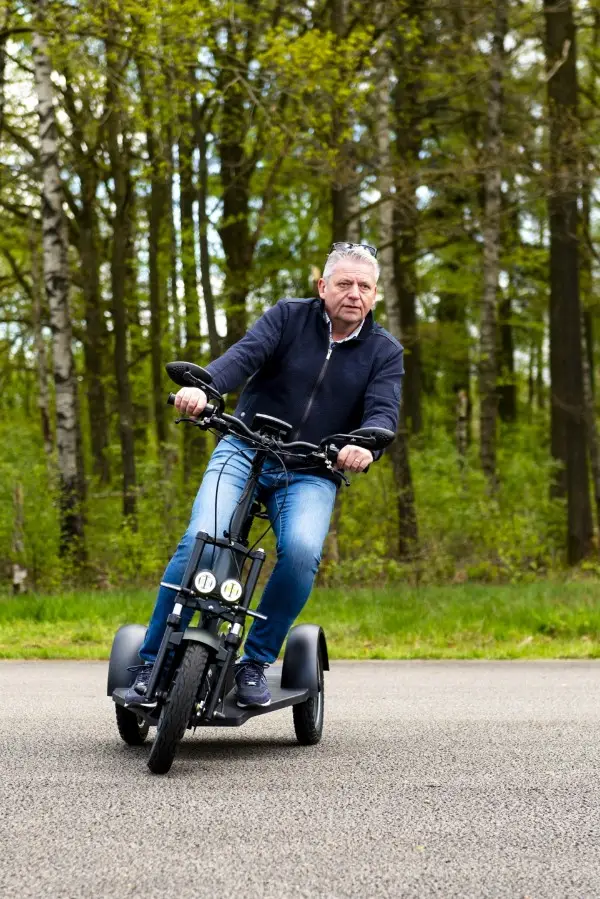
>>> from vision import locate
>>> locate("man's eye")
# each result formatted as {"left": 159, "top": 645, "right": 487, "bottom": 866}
{"left": 338, "top": 282, "right": 351, "bottom": 288}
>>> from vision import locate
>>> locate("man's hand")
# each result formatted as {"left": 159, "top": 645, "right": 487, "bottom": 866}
{"left": 174, "top": 387, "right": 208, "bottom": 419}
{"left": 335, "top": 444, "right": 373, "bottom": 473}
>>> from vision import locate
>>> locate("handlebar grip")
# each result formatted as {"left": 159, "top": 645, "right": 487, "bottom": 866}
{"left": 166, "top": 393, "right": 215, "bottom": 418}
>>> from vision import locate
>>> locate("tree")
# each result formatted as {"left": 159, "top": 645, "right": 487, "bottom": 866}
{"left": 543, "top": 0, "right": 593, "bottom": 562}
{"left": 479, "top": 0, "right": 508, "bottom": 487}
{"left": 32, "top": 7, "right": 85, "bottom": 558}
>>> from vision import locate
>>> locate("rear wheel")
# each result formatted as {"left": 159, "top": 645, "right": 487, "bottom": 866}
{"left": 147, "top": 643, "right": 210, "bottom": 775}
{"left": 115, "top": 706, "right": 150, "bottom": 745}
{"left": 292, "top": 652, "right": 324, "bottom": 745}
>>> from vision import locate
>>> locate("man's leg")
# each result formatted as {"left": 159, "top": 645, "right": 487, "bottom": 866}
{"left": 139, "top": 438, "right": 255, "bottom": 663}
{"left": 242, "top": 473, "right": 337, "bottom": 664}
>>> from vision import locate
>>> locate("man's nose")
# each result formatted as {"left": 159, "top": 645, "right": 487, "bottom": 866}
{"left": 347, "top": 281, "right": 360, "bottom": 299}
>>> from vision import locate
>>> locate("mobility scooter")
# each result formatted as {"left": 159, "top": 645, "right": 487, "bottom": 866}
{"left": 108, "top": 361, "right": 394, "bottom": 774}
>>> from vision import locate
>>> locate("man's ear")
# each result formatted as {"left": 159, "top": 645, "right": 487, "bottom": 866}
{"left": 317, "top": 277, "right": 327, "bottom": 299}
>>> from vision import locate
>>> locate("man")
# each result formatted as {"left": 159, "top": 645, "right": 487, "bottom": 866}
{"left": 128, "top": 243, "right": 404, "bottom": 708}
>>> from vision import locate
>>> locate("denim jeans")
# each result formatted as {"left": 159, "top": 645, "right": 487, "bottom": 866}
{"left": 139, "top": 436, "right": 337, "bottom": 665}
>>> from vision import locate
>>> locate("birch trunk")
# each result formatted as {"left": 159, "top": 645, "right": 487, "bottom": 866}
{"left": 376, "top": 54, "right": 418, "bottom": 557}
{"left": 32, "top": 19, "right": 85, "bottom": 558}
{"left": 479, "top": 0, "right": 507, "bottom": 489}
{"left": 29, "top": 221, "right": 53, "bottom": 458}
{"left": 192, "top": 87, "right": 220, "bottom": 360}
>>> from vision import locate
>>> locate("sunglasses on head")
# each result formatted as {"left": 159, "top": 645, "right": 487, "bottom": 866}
{"left": 329, "top": 242, "right": 378, "bottom": 259}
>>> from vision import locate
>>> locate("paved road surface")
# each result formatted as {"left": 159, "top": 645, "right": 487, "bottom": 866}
{"left": 1, "top": 661, "right": 600, "bottom": 898}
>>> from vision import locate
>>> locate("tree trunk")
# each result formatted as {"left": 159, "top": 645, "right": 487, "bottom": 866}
{"left": 32, "top": 18, "right": 85, "bottom": 559}
{"left": 218, "top": 73, "right": 252, "bottom": 347}
{"left": 497, "top": 295, "right": 516, "bottom": 422}
{"left": 192, "top": 92, "right": 220, "bottom": 360}
{"left": 29, "top": 220, "right": 53, "bottom": 458}
{"left": 479, "top": 0, "right": 507, "bottom": 488}
{"left": 79, "top": 163, "right": 110, "bottom": 482}
{"left": 12, "top": 483, "right": 28, "bottom": 594}
{"left": 139, "top": 62, "right": 167, "bottom": 449}
{"left": 166, "top": 120, "right": 182, "bottom": 359}
{"left": 376, "top": 52, "right": 418, "bottom": 558}
{"left": 106, "top": 42, "right": 137, "bottom": 522}
{"left": 581, "top": 315, "right": 600, "bottom": 535}
{"left": 543, "top": 0, "right": 593, "bottom": 562}
{"left": 330, "top": 0, "right": 356, "bottom": 243}
{"left": 392, "top": 1, "right": 424, "bottom": 436}
{"left": 177, "top": 92, "right": 208, "bottom": 479}
{"left": 178, "top": 95, "right": 201, "bottom": 362}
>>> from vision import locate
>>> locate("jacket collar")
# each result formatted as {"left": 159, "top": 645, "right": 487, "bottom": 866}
{"left": 317, "top": 299, "right": 375, "bottom": 341}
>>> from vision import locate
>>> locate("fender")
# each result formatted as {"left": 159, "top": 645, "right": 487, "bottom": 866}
{"left": 107, "top": 624, "right": 147, "bottom": 696}
{"left": 281, "top": 624, "right": 329, "bottom": 693}
{"left": 181, "top": 626, "right": 222, "bottom": 656}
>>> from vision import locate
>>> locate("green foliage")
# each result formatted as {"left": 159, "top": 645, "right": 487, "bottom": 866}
{"left": 0, "top": 397, "right": 571, "bottom": 592}
{"left": 0, "top": 419, "right": 61, "bottom": 587}
{"left": 320, "top": 405, "right": 567, "bottom": 587}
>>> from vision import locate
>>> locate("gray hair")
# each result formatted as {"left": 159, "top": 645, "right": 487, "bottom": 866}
{"left": 322, "top": 246, "right": 380, "bottom": 283}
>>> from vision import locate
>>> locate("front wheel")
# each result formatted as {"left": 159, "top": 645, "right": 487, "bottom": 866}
{"left": 292, "top": 652, "right": 324, "bottom": 746}
{"left": 147, "top": 643, "right": 209, "bottom": 775}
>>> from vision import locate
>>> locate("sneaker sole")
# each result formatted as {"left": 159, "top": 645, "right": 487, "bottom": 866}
{"left": 236, "top": 698, "right": 272, "bottom": 709}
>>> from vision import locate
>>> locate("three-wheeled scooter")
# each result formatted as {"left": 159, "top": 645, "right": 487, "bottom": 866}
{"left": 108, "top": 361, "right": 395, "bottom": 774}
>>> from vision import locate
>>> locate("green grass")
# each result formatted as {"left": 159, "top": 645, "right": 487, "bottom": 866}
{"left": 2, "top": 581, "right": 600, "bottom": 659}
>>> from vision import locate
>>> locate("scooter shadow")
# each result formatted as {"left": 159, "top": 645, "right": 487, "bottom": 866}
{"left": 173, "top": 733, "right": 304, "bottom": 761}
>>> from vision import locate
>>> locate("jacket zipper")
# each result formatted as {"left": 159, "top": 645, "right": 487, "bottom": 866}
{"left": 291, "top": 343, "right": 334, "bottom": 441}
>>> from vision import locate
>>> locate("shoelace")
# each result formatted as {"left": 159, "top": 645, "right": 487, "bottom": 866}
{"left": 238, "top": 661, "right": 267, "bottom": 687}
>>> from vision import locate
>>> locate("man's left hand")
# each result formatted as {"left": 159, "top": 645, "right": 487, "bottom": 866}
{"left": 335, "top": 445, "right": 373, "bottom": 473}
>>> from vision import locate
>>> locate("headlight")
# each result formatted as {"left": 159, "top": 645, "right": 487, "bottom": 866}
{"left": 220, "top": 579, "right": 243, "bottom": 603}
{"left": 194, "top": 570, "right": 217, "bottom": 594}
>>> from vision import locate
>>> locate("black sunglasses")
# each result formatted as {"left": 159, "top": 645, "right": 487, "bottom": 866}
{"left": 329, "top": 242, "right": 378, "bottom": 259}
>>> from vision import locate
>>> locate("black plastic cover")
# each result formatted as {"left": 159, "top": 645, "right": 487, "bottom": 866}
{"left": 281, "top": 624, "right": 329, "bottom": 693}
{"left": 165, "top": 361, "right": 213, "bottom": 387}
{"left": 107, "top": 624, "right": 147, "bottom": 695}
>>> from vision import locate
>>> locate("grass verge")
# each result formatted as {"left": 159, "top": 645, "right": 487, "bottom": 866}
{"left": 1, "top": 581, "right": 600, "bottom": 660}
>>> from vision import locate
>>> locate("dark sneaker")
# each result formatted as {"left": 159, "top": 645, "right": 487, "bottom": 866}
{"left": 122, "top": 663, "right": 155, "bottom": 706}
{"left": 235, "top": 660, "right": 271, "bottom": 708}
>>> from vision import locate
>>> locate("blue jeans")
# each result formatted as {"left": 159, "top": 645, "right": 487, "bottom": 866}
{"left": 140, "top": 436, "right": 337, "bottom": 664}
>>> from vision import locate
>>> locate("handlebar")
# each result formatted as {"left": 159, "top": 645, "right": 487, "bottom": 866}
{"left": 166, "top": 392, "right": 342, "bottom": 466}
{"left": 166, "top": 379, "right": 394, "bottom": 472}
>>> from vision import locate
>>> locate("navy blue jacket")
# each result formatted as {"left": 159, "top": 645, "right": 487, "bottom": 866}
{"left": 206, "top": 297, "right": 404, "bottom": 468}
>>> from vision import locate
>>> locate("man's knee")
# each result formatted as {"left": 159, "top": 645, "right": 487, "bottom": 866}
{"left": 278, "top": 535, "right": 324, "bottom": 574}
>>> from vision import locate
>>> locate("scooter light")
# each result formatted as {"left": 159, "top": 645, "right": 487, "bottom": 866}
{"left": 220, "top": 579, "right": 243, "bottom": 603}
{"left": 194, "top": 570, "right": 217, "bottom": 594}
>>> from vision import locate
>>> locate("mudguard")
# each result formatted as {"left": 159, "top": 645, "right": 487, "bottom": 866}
{"left": 182, "top": 627, "right": 222, "bottom": 655}
{"left": 106, "top": 624, "right": 147, "bottom": 695}
{"left": 281, "top": 624, "right": 329, "bottom": 693}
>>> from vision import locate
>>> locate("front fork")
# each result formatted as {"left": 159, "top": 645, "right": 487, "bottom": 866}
{"left": 143, "top": 530, "right": 266, "bottom": 713}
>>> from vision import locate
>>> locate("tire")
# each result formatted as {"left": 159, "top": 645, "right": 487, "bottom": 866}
{"left": 292, "top": 652, "right": 324, "bottom": 746}
{"left": 147, "top": 642, "right": 209, "bottom": 775}
{"left": 115, "top": 705, "right": 150, "bottom": 746}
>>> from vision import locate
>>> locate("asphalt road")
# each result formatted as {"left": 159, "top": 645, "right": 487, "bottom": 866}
{"left": 2, "top": 660, "right": 600, "bottom": 899}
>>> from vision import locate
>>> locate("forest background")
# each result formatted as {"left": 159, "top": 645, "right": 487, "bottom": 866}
{"left": 1, "top": 0, "right": 599, "bottom": 612}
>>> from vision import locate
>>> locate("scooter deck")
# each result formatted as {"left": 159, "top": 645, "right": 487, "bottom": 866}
{"left": 112, "top": 668, "right": 310, "bottom": 728}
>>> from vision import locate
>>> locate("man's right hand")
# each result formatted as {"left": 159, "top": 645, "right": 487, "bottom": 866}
{"left": 174, "top": 387, "right": 208, "bottom": 419}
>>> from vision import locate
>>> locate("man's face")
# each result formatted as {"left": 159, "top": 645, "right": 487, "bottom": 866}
{"left": 318, "top": 260, "right": 377, "bottom": 329}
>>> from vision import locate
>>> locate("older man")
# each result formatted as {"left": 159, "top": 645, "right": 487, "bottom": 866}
{"left": 129, "top": 243, "right": 404, "bottom": 708}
